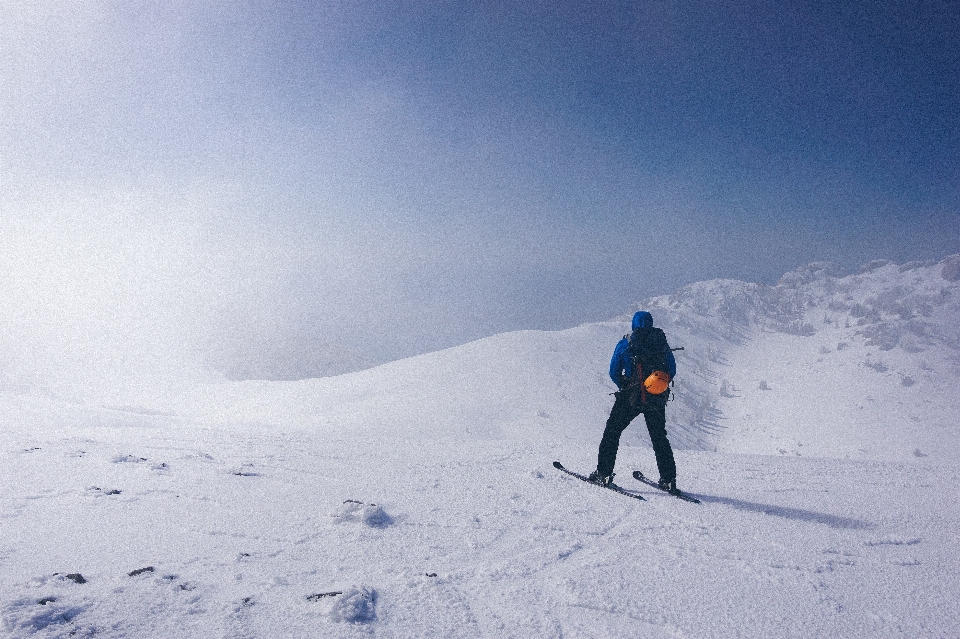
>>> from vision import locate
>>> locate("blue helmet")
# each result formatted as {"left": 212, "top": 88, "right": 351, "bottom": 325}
{"left": 631, "top": 311, "right": 654, "bottom": 330}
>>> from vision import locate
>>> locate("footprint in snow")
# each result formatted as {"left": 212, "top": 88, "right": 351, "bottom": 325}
{"left": 232, "top": 463, "right": 260, "bottom": 477}
{"left": 332, "top": 500, "right": 393, "bottom": 528}
{"left": 307, "top": 586, "right": 377, "bottom": 623}
{"left": 864, "top": 537, "right": 922, "bottom": 566}
{"left": 87, "top": 486, "right": 122, "bottom": 496}
{"left": 1, "top": 596, "right": 90, "bottom": 635}
{"left": 864, "top": 537, "right": 921, "bottom": 547}
{"left": 0, "top": 573, "right": 93, "bottom": 635}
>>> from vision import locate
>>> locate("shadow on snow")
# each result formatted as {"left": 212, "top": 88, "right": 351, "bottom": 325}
{"left": 695, "top": 494, "right": 875, "bottom": 530}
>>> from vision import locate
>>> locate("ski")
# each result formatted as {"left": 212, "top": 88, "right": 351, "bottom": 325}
{"left": 632, "top": 470, "right": 700, "bottom": 503}
{"left": 553, "top": 461, "right": 646, "bottom": 501}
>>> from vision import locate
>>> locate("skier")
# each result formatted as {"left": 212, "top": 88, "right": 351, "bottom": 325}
{"left": 589, "top": 311, "right": 680, "bottom": 493}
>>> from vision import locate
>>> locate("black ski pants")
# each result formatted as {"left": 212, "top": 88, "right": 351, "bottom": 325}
{"left": 596, "top": 391, "right": 676, "bottom": 482}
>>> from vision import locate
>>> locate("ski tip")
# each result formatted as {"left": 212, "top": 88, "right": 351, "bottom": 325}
{"left": 552, "top": 461, "right": 564, "bottom": 469}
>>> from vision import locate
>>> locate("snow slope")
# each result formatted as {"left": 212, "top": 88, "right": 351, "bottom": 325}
{"left": 631, "top": 256, "right": 960, "bottom": 461}
{"left": 172, "top": 254, "right": 960, "bottom": 461}
{"left": 2, "top": 256, "right": 959, "bottom": 638}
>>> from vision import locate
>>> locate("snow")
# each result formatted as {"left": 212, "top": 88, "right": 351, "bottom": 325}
{"left": 2, "top": 256, "right": 959, "bottom": 638}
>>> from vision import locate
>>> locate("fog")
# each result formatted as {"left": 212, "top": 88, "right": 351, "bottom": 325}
{"left": 2, "top": 1, "right": 958, "bottom": 402}
{"left": 0, "top": 179, "right": 690, "bottom": 402}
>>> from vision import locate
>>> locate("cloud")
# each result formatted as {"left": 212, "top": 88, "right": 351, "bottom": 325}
{"left": 1, "top": 186, "right": 210, "bottom": 401}
{"left": 3, "top": 1, "right": 957, "bottom": 400}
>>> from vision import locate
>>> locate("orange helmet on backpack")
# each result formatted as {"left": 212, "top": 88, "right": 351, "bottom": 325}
{"left": 643, "top": 370, "right": 671, "bottom": 395}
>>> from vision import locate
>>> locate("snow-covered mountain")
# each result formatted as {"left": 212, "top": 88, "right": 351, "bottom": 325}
{"left": 173, "top": 254, "right": 960, "bottom": 461}
{"left": 2, "top": 255, "right": 958, "bottom": 638}
{"left": 632, "top": 255, "right": 960, "bottom": 461}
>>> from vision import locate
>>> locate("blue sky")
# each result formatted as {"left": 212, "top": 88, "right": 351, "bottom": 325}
{"left": 3, "top": 0, "right": 959, "bottom": 381}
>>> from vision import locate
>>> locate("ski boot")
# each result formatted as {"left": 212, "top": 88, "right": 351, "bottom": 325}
{"left": 658, "top": 478, "right": 680, "bottom": 495}
{"left": 589, "top": 471, "right": 615, "bottom": 486}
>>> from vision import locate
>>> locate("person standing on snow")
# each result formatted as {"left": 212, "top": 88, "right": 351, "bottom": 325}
{"left": 589, "top": 311, "right": 680, "bottom": 494}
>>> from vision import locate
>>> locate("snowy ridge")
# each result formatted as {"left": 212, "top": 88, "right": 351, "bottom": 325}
{"left": 171, "top": 323, "right": 625, "bottom": 443}
{"left": 175, "top": 254, "right": 960, "bottom": 461}
{"left": 625, "top": 254, "right": 960, "bottom": 460}
{"left": 2, "top": 256, "right": 959, "bottom": 638}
